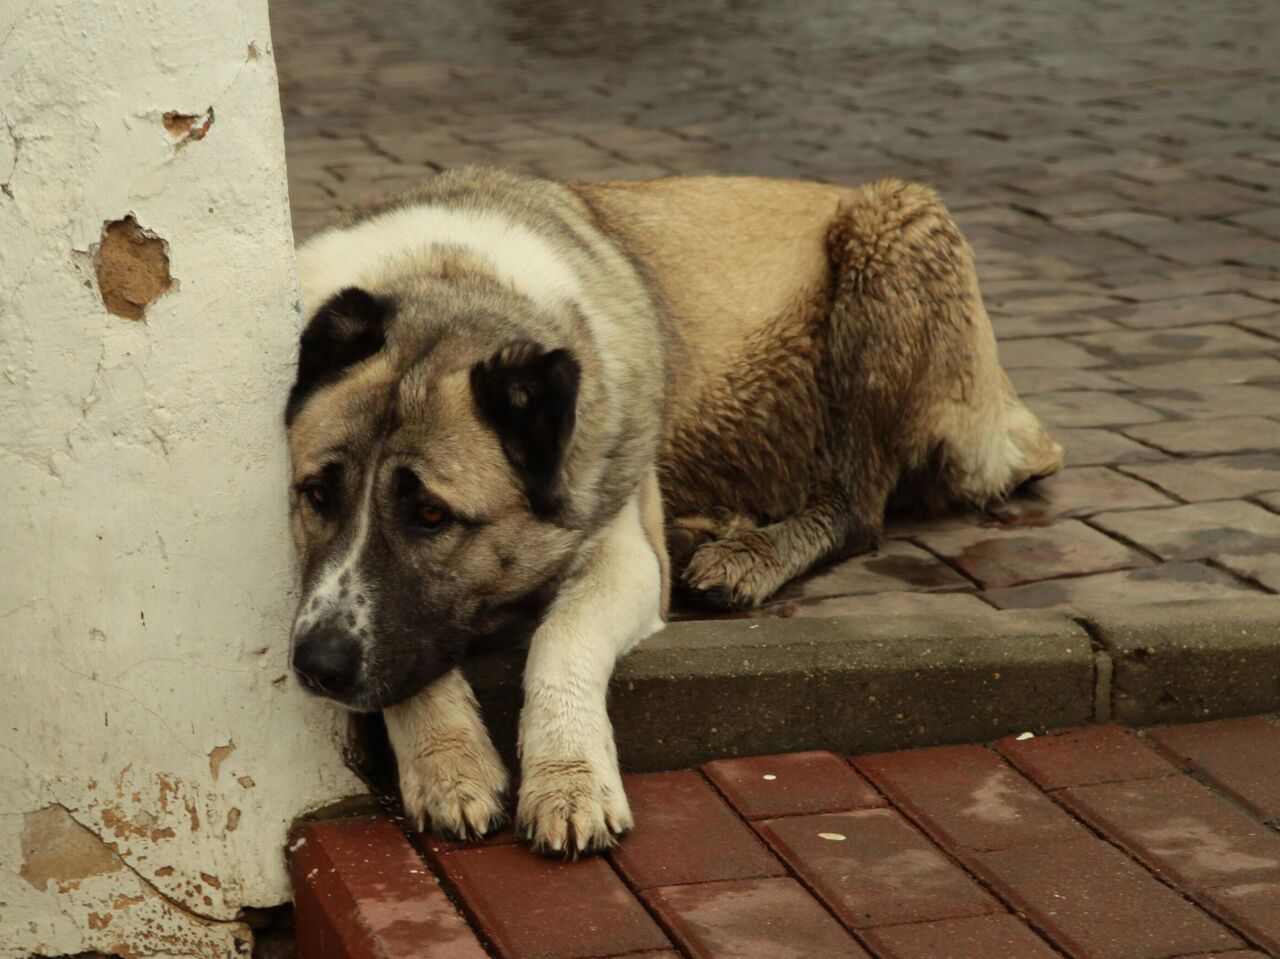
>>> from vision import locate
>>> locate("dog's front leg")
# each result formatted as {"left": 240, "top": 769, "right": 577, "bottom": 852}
{"left": 384, "top": 666, "right": 509, "bottom": 840}
{"left": 517, "top": 492, "right": 665, "bottom": 856}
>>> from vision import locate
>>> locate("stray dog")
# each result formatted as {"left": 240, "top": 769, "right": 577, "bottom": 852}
{"left": 285, "top": 166, "right": 1062, "bottom": 856}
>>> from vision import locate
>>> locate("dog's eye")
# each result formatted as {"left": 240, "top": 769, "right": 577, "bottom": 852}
{"left": 301, "top": 483, "right": 331, "bottom": 514}
{"left": 415, "top": 504, "right": 450, "bottom": 531}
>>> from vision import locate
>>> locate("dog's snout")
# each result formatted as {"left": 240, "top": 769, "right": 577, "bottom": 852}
{"left": 292, "top": 626, "right": 362, "bottom": 698}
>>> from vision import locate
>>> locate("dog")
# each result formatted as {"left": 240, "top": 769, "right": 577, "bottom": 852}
{"left": 284, "top": 166, "right": 1063, "bottom": 856}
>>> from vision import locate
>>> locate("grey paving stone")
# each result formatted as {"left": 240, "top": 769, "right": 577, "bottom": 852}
{"left": 1101, "top": 293, "right": 1276, "bottom": 330}
{"left": 1121, "top": 417, "right": 1280, "bottom": 456}
{"left": 1073, "top": 324, "right": 1280, "bottom": 365}
{"left": 1120, "top": 453, "right": 1280, "bottom": 501}
{"left": 982, "top": 562, "right": 1256, "bottom": 612}
{"left": 917, "top": 519, "right": 1151, "bottom": 589}
{"left": 1133, "top": 384, "right": 1280, "bottom": 420}
{"left": 997, "top": 338, "right": 1106, "bottom": 369}
{"left": 991, "top": 466, "right": 1173, "bottom": 524}
{"left": 1006, "top": 367, "right": 1131, "bottom": 395}
{"left": 1108, "top": 357, "right": 1280, "bottom": 390}
{"left": 1090, "top": 500, "right": 1280, "bottom": 561}
{"left": 1056, "top": 428, "right": 1168, "bottom": 467}
{"left": 1025, "top": 391, "right": 1165, "bottom": 429}
{"left": 1087, "top": 598, "right": 1280, "bottom": 724}
{"left": 774, "top": 540, "right": 973, "bottom": 602}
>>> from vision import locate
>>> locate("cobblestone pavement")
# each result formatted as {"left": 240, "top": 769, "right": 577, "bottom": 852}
{"left": 292, "top": 717, "right": 1280, "bottom": 958}
{"left": 270, "top": 0, "right": 1280, "bottom": 617}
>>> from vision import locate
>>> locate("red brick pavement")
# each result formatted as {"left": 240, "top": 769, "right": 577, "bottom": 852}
{"left": 291, "top": 717, "right": 1280, "bottom": 959}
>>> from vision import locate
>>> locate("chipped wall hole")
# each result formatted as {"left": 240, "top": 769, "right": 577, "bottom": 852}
{"left": 94, "top": 215, "right": 173, "bottom": 321}
{"left": 163, "top": 107, "right": 214, "bottom": 145}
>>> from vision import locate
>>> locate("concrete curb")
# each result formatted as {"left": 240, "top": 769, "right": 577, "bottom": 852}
{"left": 460, "top": 596, "right": 1280, "bottom": 772}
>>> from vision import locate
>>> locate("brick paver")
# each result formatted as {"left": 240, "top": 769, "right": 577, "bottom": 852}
{"left": 756, "top": 809, "right": 1003, "bottom": 929}
{"left": 270, "top": 0, "right": 1280, "bottom": 616}
{"left": 1147, "top": 717, "right": 1280, "bottom": 822}
{"left": 291, "top": 717, "right": 1280, "bottom": 959}
{"left": 609, "top": 771, "right": 785, "bottom": 889}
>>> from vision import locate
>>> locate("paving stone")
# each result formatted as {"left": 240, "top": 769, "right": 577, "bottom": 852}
{"left": 982, "top": 561, "right": 1256, "bottom": 611}
{"left": 1056, "top": 427, "right": 1168, "bottom": 467}
{"left": 853, "top": 745, "right": 1084, "bottom": 851}
{"left": 1005, "top": 366, "right": 1129, "bottom": 395}
{"left": 1024, "top": 390, "right": 1166, "bottom": 428}
{"left": 608, "top": 771, "right": 784, "bottom": 890}
{"left": 702, "top": 750, "right": 883, "bottom": 820}
{"left": 1239, "top": 312, "right": 1280, "bottom": 342}
{"left": 756, "top": 809, "right": 1001, "bottom": 930}
{"left": 993, "top": 312, "right": 1121, "bottom": 339}
{"left": 754, "top": 590, "right": 996, "bottom": 621}
{"left": 968, "top": 837, "right": 1243, "bottom": 959}
{"left": 1000, "top": 293, "right": 1122, "bottom": 315}
{"left": 916, "top": 519, "right": 1150, "bottom": 588}
{"left": 1090, "top": 597, "right": 1280, "bottom": 725}
{"left": 1200, "top": 882, "right": 1280, "bottom": 955}
{"left": 997, "top": 337, "right": 1105, "bottom": 369}
{"left": 434, "top": 845, "right": 670, "bottom": 959}
{"left": 1073, "top": 324, "right": 1279, "bottom": 364}
{"left": 1090, "top": 500, "right": 1280, "bottom": 561}
{"left": 1102, "top": 293, "right": 1276, "bottom": 330}
{"left": 1108, "top": 357, "right": 1280, "bottom": 390}
{"left": 1134, "top": 385, "right": 1280, "bottom": 420}
{"left": 1215, "top": 551, "right": 1280, "bottom": 591}
{"left": 990, "top": 466, "right": 1173, "bottom": 525}
{"left": 644, "top": 877, "right": 871, "bottom": 959}
{"left": 1146, "top": 718, "right": 1280, "bottom": 822}
{"left": 996, "top": 725, "right": 1179, "bottom": 790}
{"left": 1120, "top": 454, "right": 1280, "bottom": 502}
{"left": 773, "top": 539, "right": 972, "bottom": 602}
{"left": 860, "top": 914, "right": 1061, "bottom": 959}
{"left": 1058, "top": 776, "right": 1280, "bottom": 890}
{"left": 291, "top": 817, "right": 488, "bottom": 959}
{"left": 1122, "top": 416, "right": 1280, "bottom": 456}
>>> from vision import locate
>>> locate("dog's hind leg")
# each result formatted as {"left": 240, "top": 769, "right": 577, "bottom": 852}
{"left": 678, "top": 480, "right": 892, "bottom": 610}
{"left": 384, "top": 667, "right": 509, "bottom": 840}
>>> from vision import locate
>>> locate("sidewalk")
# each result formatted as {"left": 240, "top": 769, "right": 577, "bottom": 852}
{"left": 269, "top": 0, "right": 1280, "bottom": 619}
{"left": 291, "top": 717, "right": 1280, "bottom": 959}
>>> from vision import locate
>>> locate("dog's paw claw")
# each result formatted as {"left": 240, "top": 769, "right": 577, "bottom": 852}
{"left": 516, "top": 759, "right": 633, "bottom": 859}
{"left": 680, "top": 535, "right": 776, "bottom": 610}
{"left": 399, "top": 737, "right": 509, "bottom": 842}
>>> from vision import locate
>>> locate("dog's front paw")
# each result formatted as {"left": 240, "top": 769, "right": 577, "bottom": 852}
{"left": 399, "top": 729, "right": 510, "bottom": 841}
{"left": 680, "top": 532, "right": 779, "bottom": 610}
{"left": 516, "top": 758, "right": 633, "bottom": 858}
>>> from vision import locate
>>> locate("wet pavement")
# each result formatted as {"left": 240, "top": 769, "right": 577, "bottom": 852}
{"left": 291, "top": 717, "right": 1280, "bottom": 959}
{"left": 269, "top": 0, "right": 1280, "bottom": 615}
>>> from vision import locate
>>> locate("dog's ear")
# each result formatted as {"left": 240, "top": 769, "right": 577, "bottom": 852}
{"left": 286, "top": 287, "right": 392, "bottom": 425}
{"left": 470, "top": 341, "right": 581, "bottom": 517}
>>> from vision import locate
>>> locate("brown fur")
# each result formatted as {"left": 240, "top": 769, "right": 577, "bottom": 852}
{"left": 574, "top": 174, "right": 1063, "bottom": 608}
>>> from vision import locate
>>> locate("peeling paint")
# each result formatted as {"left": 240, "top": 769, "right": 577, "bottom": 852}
{"left": 208, "top": 741, "right": 236, "bottom": 780}
{"left": 19, "top": 806, "right": 122, "bottom": 892}
{"left": 163, "top": 106, "right": 214, "bottom": 145}
{"left": 93, "top": 215, "right": 173, "bottom": 320}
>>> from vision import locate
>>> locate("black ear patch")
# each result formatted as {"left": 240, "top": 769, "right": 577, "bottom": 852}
{"left": 285, "top": 287, "right": 392, "bottom": 425}
{"left": 470, "top": 341, "right": 581, "bottom": 518}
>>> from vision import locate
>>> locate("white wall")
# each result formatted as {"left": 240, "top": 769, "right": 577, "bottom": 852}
{"left": 0, "top": 2, "right": 364, "bottom": 955}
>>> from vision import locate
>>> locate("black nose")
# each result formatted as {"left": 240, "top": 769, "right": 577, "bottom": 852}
{"left": 292, "top": 626, "right": 362, "bottom": 699}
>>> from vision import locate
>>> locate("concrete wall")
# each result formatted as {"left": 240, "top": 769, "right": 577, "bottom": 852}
{"left": 0, "top": 1, "right": 364, "bottom": 955}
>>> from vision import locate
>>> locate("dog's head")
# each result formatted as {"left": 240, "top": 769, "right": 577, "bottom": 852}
{"left": 284, "top": 282, "right": 586, "bottom": 711}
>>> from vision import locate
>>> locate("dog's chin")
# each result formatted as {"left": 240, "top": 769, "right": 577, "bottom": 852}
{"left": 296, "top": 665, "right": 451, "bottom": 714}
